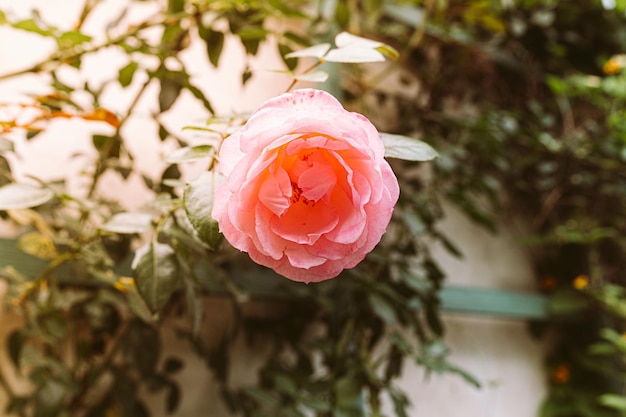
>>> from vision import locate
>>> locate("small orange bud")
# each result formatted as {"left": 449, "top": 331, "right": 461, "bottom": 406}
{"left": 552, "top": 363, "right": 570, "bottom": 384}
{"left": 541, "top": 275, "right": 558, "bottom": 291}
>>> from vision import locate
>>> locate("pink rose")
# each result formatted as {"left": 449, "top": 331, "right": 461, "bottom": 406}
{"left": 212, "top": 88, "right": 400, "bottom": 283}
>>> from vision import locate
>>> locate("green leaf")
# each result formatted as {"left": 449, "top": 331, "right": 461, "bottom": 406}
{"left": 101, "top": 212, "right": 153, "bottom": 234}
{"left": 7, "top": 330, "right": 26, "bottom": 368}
{"left": 184, "top": 82, "right": 215, "bottom": 114}
{"left": 334, "top": 376, "right": 364, "bottom": 416}
{"left": 118, "top": 61, "right": 139, "bottom": 87}
{"left": 183, "top": 172, "right": 223, "bottom": 248}
{"left": 299, "top": 396, "right": 330, "bottom": 413}
{"left": 0, "top": 10, "right": 6, "bottom": 25}
{"left": 335, "top": 32, "right": 384, "bottom": 49}
{"left": 92, "top": 133, "right": 121, "bottom": 158}
{"left": 0, "top": 137, "right": 14, "bottom": 152}
{"left": 0, "top": 183, "right": 53, "bottom": 210}
{"left": 57, "top": 30, "right": 92, "bottom": 48}
{"left": 323, "top": 32, "right": 395, "bottom": 63}
{"left": 389, "top": 389, "right": 410, "bottom": 417}
{"left": 241, "top": 387, "right": 280, "bottom": 407}
{"left": 283, "top": 31, "right": 309, "bottom": 46}
{"left": 369, "top": 293, "right": 397, "bottom": 323}
{"left": 6, "top": 397, "right": 28, "bottom": 415}
{"left": 168, "top": 0, "right": 185, "bottom": 13}
{"left": 159, "top": 77, "right": 184, "bottom": 113}
{"left": 285, "top": 43, "right": 330, "bottom": 59}
{"left": 380, "top": 133, "right": 439, "bottom": 161}
{"left": 163, "top": 357, "right": 184, "bottom": 373}
{"left": 242, "top": 67, "right": 252, "bottom": 85}
{"left": 445, "top": 363, "right": 481, "bottom": 388}
{"left": 375, "top": 44, "right": 399, "bottom": 61}
{"left": 166, "top": 382, "right": 181, "bottom": 413}
{"left": 0, "top": 156, "right": 11, "bottom": 187}
{"left": 17, "top": 231, "right": 57, "bottom": 260}
{"left": 132, "top": 242, "right": 180, "bottom": 311}
{"left": 279, "top": 43, "right": 297, "bottom": 71}
{"left": 323, "top": 46, "right": 385, "bottom": 63}
{"left": 200, "top": 27, "right": 225, "bottom": 68}
{"left": 12, "top": 19, "right": 54, "bottom": 37}
{"left": 39, "top": 312, "right": 68, "bottom": 341}
{"left": 548, "top": 290, "right": 590, "bottom": 316}
{"left": 163, "top": 145, "right": 214, "bottom": 164}
{"left": 335, "top": 1, "right": 350, "bottom": 28}
{"left": 600, "top": 394, "right": 626, "bottom": 411}
{"left": 123, "top": 321, "right": 161, "bottom": 376}
{"left": 294, "top": 71, "right": 329, "bottom": 83}
{"left": 124, "top": 285, "right": 154, "bottom": 323}
{"left": 33, "top": 379, "right": 66, "bottom": 417}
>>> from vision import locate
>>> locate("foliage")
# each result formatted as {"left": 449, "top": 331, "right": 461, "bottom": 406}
{"left": 1, "top": 0, "right": 626, "bottom": 416}
{"left": 0, "top": 1, "right": 452, "bottom": 416}
{"left": 336, "top": 0, "right": 626, "bottom": 416}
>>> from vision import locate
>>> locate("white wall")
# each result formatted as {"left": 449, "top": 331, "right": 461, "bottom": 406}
{"left": 405, "top": 204, "right": 547, "bottom": 417}
{"left": 0, "top": 1, "right": 547, "bottom": 416}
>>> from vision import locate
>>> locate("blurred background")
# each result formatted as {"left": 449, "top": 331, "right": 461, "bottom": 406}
{"left": 0, "top": 1, "right": 625, "bottom": 416}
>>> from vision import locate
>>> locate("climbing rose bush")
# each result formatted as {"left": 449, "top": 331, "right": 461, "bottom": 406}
{"left": 212, "top": 88, "right": 400, "bottom": 283}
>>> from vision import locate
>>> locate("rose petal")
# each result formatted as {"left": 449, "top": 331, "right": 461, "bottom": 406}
{"left": 298, "top": 161, "right": 337, "bottom": 202}
{"left": 270, "top": 199, "right": 339, "bottom": 245}
{"left": 284, "top": 247, "right": 328, "bottom": 269}
{"left": 258, "top": 166, "right": 291, "bottom": 216}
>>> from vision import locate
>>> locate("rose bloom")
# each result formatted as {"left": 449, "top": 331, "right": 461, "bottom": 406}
{"left": 212, "top": 88, "right": 399, "bottom": 283}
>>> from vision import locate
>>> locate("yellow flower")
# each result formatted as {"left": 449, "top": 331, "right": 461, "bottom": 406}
{"left": 573, "top": 274, "right": 589, "bottom": 290}
{"left": 113, "top": 277, "right": 136, "bottom": 293}
{"left": 603, "top": 55, "right": 625, "bottom": 75}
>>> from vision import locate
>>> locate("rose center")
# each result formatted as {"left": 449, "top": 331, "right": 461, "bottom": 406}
{"left": 285, "top": 149, "right": 338, "bottom": 206}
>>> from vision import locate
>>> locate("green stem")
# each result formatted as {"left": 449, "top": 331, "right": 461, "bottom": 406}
{"left": 76, "top": 0, "right": 98, "bottom": 30}
{"left": 68, "top": 318, "right": 130, "bottom": 412}
{"left": 84, "top": 77, "right": 152, "bottom": 200}
{"left": 0, "top": 64, "right": 45, "bottom": 82}
{"left": 336, "top": 316, "right": 356, "bottom": 357}
{"left": 285, "top": 60, "right": 324, "bottom": 92}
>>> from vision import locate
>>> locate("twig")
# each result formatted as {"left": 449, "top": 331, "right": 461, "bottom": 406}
{"left": 85, "top": 77, "right": 152, "bottom": 200}
{"left": 285, "top": 60, "right": 323, "bottom": 92}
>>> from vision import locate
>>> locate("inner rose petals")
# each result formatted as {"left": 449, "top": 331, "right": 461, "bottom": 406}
{"left": 270, "top": 197, "right": 339, "bottom": 244}
{"left": 258, "top": 166, "right": 291, "bottom": 216}
{"left": 324, "top": 185, "right": 366, "bottom": 244}
{"left": 297, "top": 160, "right": 337, "bottom": 202}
